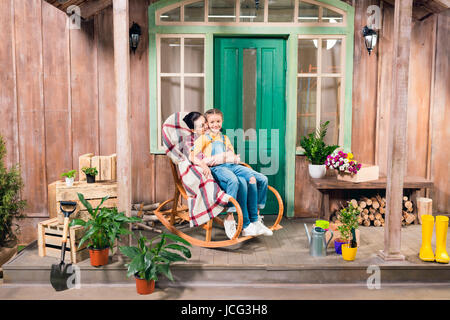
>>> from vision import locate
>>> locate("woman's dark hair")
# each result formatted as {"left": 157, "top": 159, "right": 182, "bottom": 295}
{"left": 183, "top": 112, "right": 203, "bottom": 129}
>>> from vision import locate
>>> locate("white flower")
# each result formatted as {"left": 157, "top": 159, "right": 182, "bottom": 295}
{"left": 344, "top": 159, "right": 349, "bottom": 164}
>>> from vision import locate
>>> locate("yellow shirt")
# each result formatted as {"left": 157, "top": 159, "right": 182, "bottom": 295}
{"left": 193, "top": 133, "right": 234, "bottom": 158}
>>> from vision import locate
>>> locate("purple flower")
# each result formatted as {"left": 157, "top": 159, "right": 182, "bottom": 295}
{"left": 349, "top": 161, "right": 354, "bottom": 166}
{"left": 339, "top": 161, "right": 344, "bottom": 166}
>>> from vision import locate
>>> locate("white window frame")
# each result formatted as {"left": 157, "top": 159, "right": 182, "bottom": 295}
{"left": 157, "top": 34, "right": 206, "bottom": 149}
{"left": 297, "top": 34, "right": 346, "bottom": 151}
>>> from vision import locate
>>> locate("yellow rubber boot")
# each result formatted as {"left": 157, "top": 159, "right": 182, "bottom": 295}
{"left": 435, "top": 216, "right": 449, "bottom": 264}
{"left": 419, "top": 215, "right": 435, "bottom": 262}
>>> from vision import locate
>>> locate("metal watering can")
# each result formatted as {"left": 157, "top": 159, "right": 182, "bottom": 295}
{"left": 304, "top": 224, "right": 333, "bottom": 257}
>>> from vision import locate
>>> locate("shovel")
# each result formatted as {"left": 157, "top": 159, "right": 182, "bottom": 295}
{"left": 50, "top": 201, "right": 77, "bottom": 291}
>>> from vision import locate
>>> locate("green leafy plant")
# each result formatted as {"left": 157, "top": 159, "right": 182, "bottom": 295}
{"left": 299, "top": 121, "right": 339, "bottom": 165}
{"left": 61, "top": 169, "right": 77, "bottom": 179}
{"left": 0, "top": 135, "right": 26, "bottom": 246}
{"left": 70, "top": 193, "right": 142, "bottom": 249}
{"left": 82, "top": 167, "right": 98, "bottom": 177}
{"left": 120, "top": 233, "right": 192, "bottom": 281}
{"left": 337, "top": 202, "right": 359, "bottom": 243}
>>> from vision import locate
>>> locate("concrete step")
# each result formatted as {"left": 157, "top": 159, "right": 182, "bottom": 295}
{"left": 3, "top": 241, "right": 450, "bottom": 286}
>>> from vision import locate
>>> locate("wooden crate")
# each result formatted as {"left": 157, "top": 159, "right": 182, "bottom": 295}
{"left": 79, "top": 153, "right": 116, "bottom": 182}
{"left": 38, "top": 218, "right": 89, "bottom": 264}
{"left": 336, "top": 164, "right": 380, "bottom": 183}
{"left": 48, "top": 180, "right": 118, "bottom": 222}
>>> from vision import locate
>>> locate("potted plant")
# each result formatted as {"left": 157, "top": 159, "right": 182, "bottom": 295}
{"left": 0, "top": 135, "right": 26, "bottom": 266}
{"left": 61, "top": 169, "right": 77, "bottom": 187}
{"left": 70, "top": 193, "right": 142, "bottom": 267}
{"left": 82, "top": 167, "right": 98, "bottom": 183}
{"left": 120, "top": 233, "right": 192, "bottom": 295}
{"left": 338, "top": 202, "right": 359, "bottom": 261}
{"left": 300, "top": 121, "right": 339, "bottom": 179}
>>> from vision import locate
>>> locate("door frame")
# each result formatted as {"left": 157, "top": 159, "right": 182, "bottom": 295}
{"left": 148, "top": 0, "right": 355, "bottom": 218}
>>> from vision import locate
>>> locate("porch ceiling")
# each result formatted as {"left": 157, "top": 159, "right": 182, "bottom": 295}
{"left": 383, "top": 0, "right": 450, "bottom": 20}
{"left": 45, "top": 0, "right": 112, "bottom": 20}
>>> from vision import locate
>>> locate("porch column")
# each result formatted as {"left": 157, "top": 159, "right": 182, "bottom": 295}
{"left": 113, "top": 0, "right": 132, "bottom": 227}
{"left": 378, "top": 0, "right": 413, "bottom": 261}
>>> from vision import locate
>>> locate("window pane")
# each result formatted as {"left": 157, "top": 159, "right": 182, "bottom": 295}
{"left": 297, "top": 77, "right": 317, "bottom": 147}
{"left": 322, "top": 7, "right": 343, "bottom": 23}
{"left": 242, "top": 49, "right": 257, "bottom": 133}
{"left": 161, "top": 77, "right": 181, "bottom": 126}
{"left": 184, "top": 38, "right": 204, "bottom": 73}
{"left": 184, "top": 77, "right": 204, "bottom": 113}
{"left": 298, "top": 1, "right": 319, "bottom": 22}
{"left": 185, "top": 1, "right": 205, "bottom": 22}
{"left": 321, "top": 39, "right": 342, "bottom": 73}
{"left": 208, "top": 0, "right": 236, "bottom": 22}
{"left": 321, "top": 77, "right": 340, "bottom": 145}
{"left": 160, "top": 7, "right": 181, "bottom": 21}
{"left": 240, "top": 0, "right": 264, "bottom": 22}
{"left": 268, "top": 0, "right": 295, "bottom": 22}
{"left": 298, "top": 39, "right": 317, "bottom": 73}
{"left": 161, "top": 38, "right": 180, "bottom": 73}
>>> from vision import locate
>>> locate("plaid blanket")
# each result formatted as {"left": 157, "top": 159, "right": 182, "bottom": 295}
{"left": 162, "top": 112, "right": 231, "bottom": 227}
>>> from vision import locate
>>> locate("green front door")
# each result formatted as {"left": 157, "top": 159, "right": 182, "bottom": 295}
{"left": 214, "top": 37, "right": 286, "bottom": 214}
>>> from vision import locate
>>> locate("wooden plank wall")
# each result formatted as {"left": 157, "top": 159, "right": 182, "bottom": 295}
{"left": 0, "top": 0, "right": 448, "bottom": 242}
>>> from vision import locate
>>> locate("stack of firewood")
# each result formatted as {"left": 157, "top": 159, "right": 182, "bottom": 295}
{"left": 331, "top": 195, "right": 417, "bottom": 227}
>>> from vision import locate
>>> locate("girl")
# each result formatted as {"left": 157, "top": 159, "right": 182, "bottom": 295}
{"left": 192, "top": 108, "right": 272, "bottom": 238}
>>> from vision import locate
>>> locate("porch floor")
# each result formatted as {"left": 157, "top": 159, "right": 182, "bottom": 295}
{"left": 3, "top": 217, "right": 450, "bottom": 285}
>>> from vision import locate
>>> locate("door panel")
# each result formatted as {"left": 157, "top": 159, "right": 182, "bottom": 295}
{"left": 214, "top": 37, "right": 286, "bottom": 214}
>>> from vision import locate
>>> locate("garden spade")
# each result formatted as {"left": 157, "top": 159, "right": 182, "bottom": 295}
{"left": 50, "top": 201, "right": 77, "bottom": 291}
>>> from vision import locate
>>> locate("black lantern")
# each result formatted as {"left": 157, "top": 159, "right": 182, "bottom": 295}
{"left": 362, "top": 26, "right": 377, "bottom": 55}
{"left": 129, "top": 22, "right": 141, "bottom": 54}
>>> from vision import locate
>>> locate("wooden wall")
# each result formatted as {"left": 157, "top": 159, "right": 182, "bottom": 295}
{"left": 0, "top": 0, "right": 448, "bottom": 243}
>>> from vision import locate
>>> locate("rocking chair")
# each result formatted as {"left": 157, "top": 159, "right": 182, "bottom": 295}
{"left": 154, "top": 158, "right": 284, "bottom": 248}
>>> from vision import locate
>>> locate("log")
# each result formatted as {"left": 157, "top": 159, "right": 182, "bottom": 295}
{"left": 369, "top": 213, "right": 375, "bottom": 221}
{"left": 363, "top": 219, "right": 371, "bottom": 227}
{"left": 132, "top": 203, "right": 160, "bottom": 211}
{"left": 357, "top": 217, "right": 363, "bottom": 224}
{"left": 359, "top": 201, "right": 367, "bottom": 209}
{"left": 404, "top": 201, "right": 413, "bottom": 210}
{"left": 403, "top": 196, "right": 409, "bottom": 201}
{"left": 362, "top": 197, "right": 373, "bottom": 206}
{"left": 133, "top": 222, "right": 163, "bottom": 233}
{"left": 379, "top": 206, "right": 386, "bottom": 214}
{"left": 369, "top": 208, "right": 377, "bottom": 215}
{"left": 372, "top": 201, "right": 380, "bottom": 209}
{"left": 363, "top": 208, "right": 369, "bottom": 215}
{"left": 417, "top": 197, "right": 432, "bottom": 224}
{"left": 375, "top": 213, "right": 382, "bottom": 220}
{"left": 350, "top": 199, "right": 358, "bottom": 208}
{"left": 374, "top": 220, "right": 382, "bottom": 227}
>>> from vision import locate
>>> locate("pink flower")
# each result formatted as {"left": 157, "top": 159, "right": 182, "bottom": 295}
{"left": 343, "top": 153, "right": 347, "bottom": 158}
{"left": 349, "top": 161, "right": 354, "bottom": 166}
{"left": 339, "top": 161, "right": 344, "bottom": 166}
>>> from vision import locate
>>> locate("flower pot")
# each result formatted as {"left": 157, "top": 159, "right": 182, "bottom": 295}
{"left": 135, "top": 276, "right": 155, "bottom": 295}
{"left": 89, "top": 247, "right": 109, "bottom": 266}
{"left": 342, "top": 244, "right": 357, "bottom": 261}
{"left": 86, "top": 174, "right": 96, "bottom": 184}
{"left": 334, "top": 239, "right": 347, "bottom": 255}
{"left": 65, "top": 177, "right": 74, "bottom": 187}
{"left": 308, "top": 164, "right": 327, "bottom": 179}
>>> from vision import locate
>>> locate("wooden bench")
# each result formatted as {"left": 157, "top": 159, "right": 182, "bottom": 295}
{"left": 311, "top": 176, "right": 433, "bottom": 221}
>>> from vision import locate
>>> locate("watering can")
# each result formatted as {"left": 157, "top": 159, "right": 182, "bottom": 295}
{"left": 304, "top": 224, "right": 333, "bottom": 257}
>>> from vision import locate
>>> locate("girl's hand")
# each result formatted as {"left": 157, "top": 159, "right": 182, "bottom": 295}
{"left": 201, "top": 164, "right": 212, "bottom": 179}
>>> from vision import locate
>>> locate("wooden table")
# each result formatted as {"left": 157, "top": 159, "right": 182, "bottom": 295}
{"left": 311, "top": 176, "right": 433, "bottom": 221}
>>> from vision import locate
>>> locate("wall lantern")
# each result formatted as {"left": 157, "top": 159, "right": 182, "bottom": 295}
{"left": 362, "top": 26, "right": 377, "bottom": 55}
{"left": 129, "top": 22, "right": 141, "bottom": 54}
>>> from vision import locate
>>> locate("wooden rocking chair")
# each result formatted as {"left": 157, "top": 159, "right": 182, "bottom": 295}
{"left": 153, "top": 158, "right": 284, "bottom": 248}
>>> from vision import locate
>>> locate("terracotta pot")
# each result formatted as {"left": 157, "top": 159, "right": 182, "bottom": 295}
{"left": 135, "top": 276, "right": 155, "bottom": 295}
{"left": 89, "top": 247, "right": 109, "bottom": 266}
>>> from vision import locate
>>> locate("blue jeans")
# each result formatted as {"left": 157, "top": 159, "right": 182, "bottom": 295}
{"left": 210, "top": 163, "right": 268, "bottom": 229}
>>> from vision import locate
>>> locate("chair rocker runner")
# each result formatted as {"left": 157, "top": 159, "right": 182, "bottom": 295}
{"left": 154, "top": 159, "right": 284, "bottom": 248}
